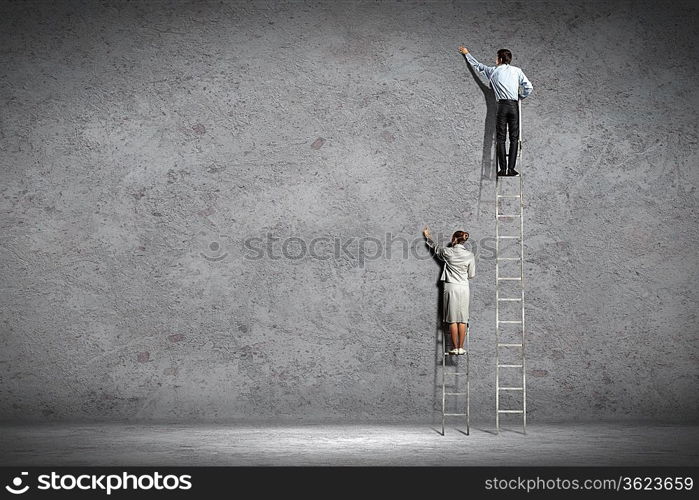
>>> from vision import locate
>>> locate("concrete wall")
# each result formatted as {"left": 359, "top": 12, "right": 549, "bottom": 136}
{"left": 1, "top": 0, "right": 697, "bottom": 423}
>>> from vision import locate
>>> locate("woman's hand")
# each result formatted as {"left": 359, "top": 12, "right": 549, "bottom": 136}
{"left": 458, "top": 45, "right": 469, "bottom": 55}
{"left": 423, "top": 226, "right": 431, "bottom": 238}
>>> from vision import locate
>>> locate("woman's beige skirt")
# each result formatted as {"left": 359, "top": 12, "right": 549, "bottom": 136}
{"left": 442, "top": 281, "right": 470, "bottom": 323}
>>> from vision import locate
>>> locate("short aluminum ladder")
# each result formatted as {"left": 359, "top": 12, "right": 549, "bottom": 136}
{"left": 441, "top": 324, "right": 469, "bottom": 436}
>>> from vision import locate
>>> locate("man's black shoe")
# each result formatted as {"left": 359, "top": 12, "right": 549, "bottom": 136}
{"left": 506, "top": 169, "right": 519, "bottom": 176}
{"left": 497, "top": 170, "right": 507, "bottom": 176}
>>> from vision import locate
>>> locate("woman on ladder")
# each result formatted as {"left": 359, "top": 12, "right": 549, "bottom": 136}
{"left": 423, "top": 226, "right": 476, "bottom": 355}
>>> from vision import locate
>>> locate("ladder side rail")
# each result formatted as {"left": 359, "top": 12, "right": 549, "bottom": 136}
{"left": 495, "top": 177, "right": 501, "bottom": 433}
{"left": 466, "top": 323, "right": 470, "bottom": 435}
{"left": 519, "top": 100, "right": 527, "bottom": 434}
{"left": 441, "top": 330, "right": 446, "bottom": 436}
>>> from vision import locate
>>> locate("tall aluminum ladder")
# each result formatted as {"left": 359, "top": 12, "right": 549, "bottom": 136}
{"left": 441, "top": 324, "right": 469, "bottom": 436}
{"left": 495, "top": 99, "right": 526, "bottom": 434}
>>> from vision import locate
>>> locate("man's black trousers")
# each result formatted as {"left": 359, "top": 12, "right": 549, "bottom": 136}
{"left": 496, "top": 99, "right": 519, "bottom": 172}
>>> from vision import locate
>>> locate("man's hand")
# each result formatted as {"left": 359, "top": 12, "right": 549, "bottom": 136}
{"left": 458, "top": 45, "right": 469, "bottom": 55}
{"left": 423, "top": 226, "right": 432, "bottom": 238}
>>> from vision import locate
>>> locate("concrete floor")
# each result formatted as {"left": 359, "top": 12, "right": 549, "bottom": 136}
{"left": 1, "top": 422, "right": 697, "bottom": 466}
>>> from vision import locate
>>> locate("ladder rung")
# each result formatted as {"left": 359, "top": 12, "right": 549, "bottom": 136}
{"left": 498, "top": 320, "right": 523, "bottom": 324}
{"left": 443, "top": 413, "right": 468, "bottom": 416}
{"left": 497, "top": 214, "right": 521, "bottom": 217}
{"left": 497, "top": 195, "right": 521, "bottom": 198}
{"left": 496, "top": 257, "right": 519, "bottom": 261}
{"left": 497, "top": 277, "right": 522, "bottom": 281}
{"left": 498, "top": 387, "right": 524, "bottom": 391}
{"left": 498, "top": 343, "right": 523, "bottom": 347}
{"left": 498, "top": 364, "right": 523, "bottom": 368}
{"left": 497, "top": 298, "right": 522, "bottom": 301}
{"left": 445, "top": 392, "right": 468, "bottom": 396}
{"left": 498, "top": 410, "right": 524, "bottom": 414}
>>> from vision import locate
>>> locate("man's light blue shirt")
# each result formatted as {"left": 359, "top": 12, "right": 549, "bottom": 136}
{"left": 465, "top": 53, "right": 533, "bottom": 101}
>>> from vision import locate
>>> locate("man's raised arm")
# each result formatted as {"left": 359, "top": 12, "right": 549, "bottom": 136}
{"left": 458, "top": 46, "right": 495, "bottom": 79}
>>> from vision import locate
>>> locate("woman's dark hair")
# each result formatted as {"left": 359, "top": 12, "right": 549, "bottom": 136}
{"left": 497, "top": 49, "right": 512, "bottom": 64}
{"left": 452, "top": 230, "right": 469, "bottom": 244}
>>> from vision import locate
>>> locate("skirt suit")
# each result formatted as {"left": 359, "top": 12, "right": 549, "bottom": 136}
{"left": 425, "top": 239, "right": 476, "bottom": 323}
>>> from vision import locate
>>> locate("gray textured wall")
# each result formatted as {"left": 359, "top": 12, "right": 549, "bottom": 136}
{"left": 1, "top": 0, "right": 697, "bottom": 424}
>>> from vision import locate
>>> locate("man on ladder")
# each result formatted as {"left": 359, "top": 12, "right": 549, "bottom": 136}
{"left": 458, "top": 46, "right": 533, "bottom": 176}
{"left": 459, "top": 45, "right": 532, "bottom": 434}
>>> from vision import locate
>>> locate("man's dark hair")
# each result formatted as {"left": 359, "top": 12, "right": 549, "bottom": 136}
{"left": 497, "top": 49, "right": 512, "bottom": 64}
